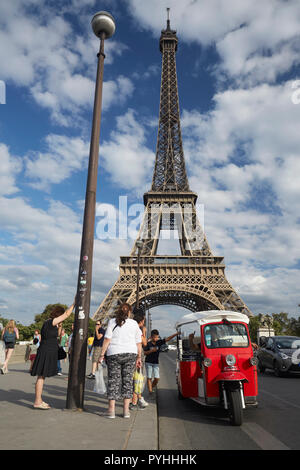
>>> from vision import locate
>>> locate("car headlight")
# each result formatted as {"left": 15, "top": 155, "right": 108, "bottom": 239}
{"left": 279, "top": 352, "right": 289, "bottom": 360}
{"left": 225, "top": 354, "right": 236, "bottom": 367}
{"left": 250, "top": 356, "right": 258, "bottom": 366}
{"left": 203, "top": 357, "right": 212, "bottom": 367}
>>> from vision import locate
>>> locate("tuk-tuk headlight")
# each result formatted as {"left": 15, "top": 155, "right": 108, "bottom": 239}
{"left": 203, "top": 357, "right": 212, "bottom": 367}
{"left": 225, "top": 354, "right": 236, "bottom": 367}
{"left": 250, "top": 356, "right": 258, "bottom": 366}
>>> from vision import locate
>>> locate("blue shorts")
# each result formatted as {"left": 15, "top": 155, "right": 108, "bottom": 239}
{"left": 145, "top": 363, "right": 160, "bottom": 379}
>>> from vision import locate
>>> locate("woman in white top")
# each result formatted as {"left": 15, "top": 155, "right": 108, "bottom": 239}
{"left": 99, "top": 303, "right": 142, "bottom": 419}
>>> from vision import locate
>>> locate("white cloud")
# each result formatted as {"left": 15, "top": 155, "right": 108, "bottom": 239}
{"left": 102, "top": 76, "right": 135, "bottom": 111}
{"left": 0, "top": 144, "right": 22, "bottom": 196}
{"left": 25, "top": 134, "right": 90, "bottom": 190}
{"left": 0, "top": 191, "right": 134, "bottom": 323}
{"left": 179, "top": 82, "right": 300, "bottom": 277}
{"left": 101, "top": 109, "right": 155, "bottom": 192}
{"left": 0, "top": 1, "right": 132, "bottom": 126}
{"left": 127, "top": 0, "right": 300, "bottom": 86}
{"left": 183, "top": 81, "right": 300, "bottom": 214}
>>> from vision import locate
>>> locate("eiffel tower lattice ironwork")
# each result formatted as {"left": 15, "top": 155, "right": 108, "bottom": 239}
{"left": 94, "top": 15, "right": 251, "bottom": 321}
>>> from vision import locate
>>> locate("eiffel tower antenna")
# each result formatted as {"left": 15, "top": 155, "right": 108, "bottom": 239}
{"left": 166, "top": 7, "right": 170, "bottom": 29}
{"left": 94, "top": 14, "right": 252, "bottom": 321}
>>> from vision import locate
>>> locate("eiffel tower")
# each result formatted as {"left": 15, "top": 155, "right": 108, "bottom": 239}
{"left": 94, "top": 12, "right": 251, "bottom": 321}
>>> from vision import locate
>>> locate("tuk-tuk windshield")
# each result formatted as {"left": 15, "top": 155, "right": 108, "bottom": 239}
{"left": 204, "top": 322, "right": 249, "bottom": 348}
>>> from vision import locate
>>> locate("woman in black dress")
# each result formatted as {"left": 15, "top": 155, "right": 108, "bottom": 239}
{"left": 31, "top": 302, "right": 74, "bottom": 409}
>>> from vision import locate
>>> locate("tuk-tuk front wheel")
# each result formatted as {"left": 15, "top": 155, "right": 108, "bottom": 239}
{"left": 228, "top": 389, "right": 243, "bottom": 426}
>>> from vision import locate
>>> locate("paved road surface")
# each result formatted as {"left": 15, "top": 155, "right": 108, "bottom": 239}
{"left": 157, "top": 351, "right": 300, "bottom": 450}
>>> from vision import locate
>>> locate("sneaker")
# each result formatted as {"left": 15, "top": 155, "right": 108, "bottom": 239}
{"left": 129, "top": 403, "right": 138, "bottom": 410}
{"left": 57, "top": 372, "right": 63, "bottom": 376}
{"left": 100, "top": 411, "right": 115, "bottom": 419}
{"left": 86, "top": 373, "right": 95, "bottom": 379}
{"left": 129, "top": 402, "right": 146, "bottom": 410}
{"left": 139, "top": 397, "right": 148, "bottom": 407}
{"left": 137, "top": 402, "right": 146, "bottom": 409}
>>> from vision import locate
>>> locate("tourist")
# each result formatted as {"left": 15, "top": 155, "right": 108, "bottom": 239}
{"left": 99, "top": 303, "right": 142, "bottom": 419}
{"left": 1, "top": 320, "right": 19, "bottom": 374}
{"left": 56, "top": 324, "right": 64, "bottom": 376}
{"left": 28, "top": 337, "right": 39, "bottom": 372}
{"left": 33, "top": 329, "right": 41, "bottom": 347}
{"left": 31, "top": 302, "right": 74, "bottom": 410}
{"left": 60, "top": 328, "right": 68, "bottom": 355}
{"left": 144, "top": 328, "right": 178, "bottom": 394}
{"left": 87, "top": 320, "right": 105, "bottom": 379}
{"left": 130, "top": 311, "right": 148, "bottom": 410}
{"left": 58, "top": 327, "right": 68, "bottom": 371}
{"left": 67, "top": 323, "right": 74, "bottom": 362}
{"left": 87, "top": 335, "right": 94, "bottom": 360}
{"left": 189, "top": 332, "right": 201, "bottom": 351}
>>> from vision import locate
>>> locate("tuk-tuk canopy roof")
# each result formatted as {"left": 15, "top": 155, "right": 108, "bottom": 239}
{"left": 175, "top": 310, "right": 250, "bottom": 329}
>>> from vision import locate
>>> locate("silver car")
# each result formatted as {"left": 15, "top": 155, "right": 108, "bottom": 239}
{"left": 257, "top": 336, "right": 300, "bottom": 376}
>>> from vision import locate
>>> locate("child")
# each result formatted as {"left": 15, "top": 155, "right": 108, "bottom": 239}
{"left": 29, "top": 337, "right": 39, "bottom": 372}
{"left": 144, "top": 329, "right": 178, "bottom": 394}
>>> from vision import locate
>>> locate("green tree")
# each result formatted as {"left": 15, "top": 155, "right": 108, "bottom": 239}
{"left": 33, "top": 303, "right": 96, "bottom": 337}
{"left": 2, "top": 303, "right": 97, "bottom": 342}
{"left": 249, "top": 315, "right": 261, "bottom": 343}
{"left": 289, "top": 316, "right": 300, "bottom": 336}
{"left": 271, "top": 312, "right": 292, "bottom": 335}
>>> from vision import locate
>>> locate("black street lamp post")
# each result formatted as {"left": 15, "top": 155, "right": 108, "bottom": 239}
{"left": 135, "top": 240, "right": 143, "bottom": 309}
{"left": 66, "top": 11, "right": 116, "bottom": 410}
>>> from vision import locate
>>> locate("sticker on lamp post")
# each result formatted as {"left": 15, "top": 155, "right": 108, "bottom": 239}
{"left": 78, "top": 310, "right": 85, "bottom": 320}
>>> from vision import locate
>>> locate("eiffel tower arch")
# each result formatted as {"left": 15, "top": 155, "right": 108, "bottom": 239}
{"left": 93, "top": 15, "right": 251, "bottom": 321}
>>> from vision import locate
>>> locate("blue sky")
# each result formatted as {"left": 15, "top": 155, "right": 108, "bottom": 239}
{"left": 1, "top": 0, "right": 300, "bottom": 335}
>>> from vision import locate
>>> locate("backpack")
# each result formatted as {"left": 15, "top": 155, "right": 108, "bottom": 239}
{"left": 3, "top": 329, "right": 16, "bottom": 343}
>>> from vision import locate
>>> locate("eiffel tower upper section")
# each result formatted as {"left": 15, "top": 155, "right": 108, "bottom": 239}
{"left": 144, "top": 13, "right": 197, "bottom": 205}
{"left": 136, "top": 13, "right": 211, "bottom": 258}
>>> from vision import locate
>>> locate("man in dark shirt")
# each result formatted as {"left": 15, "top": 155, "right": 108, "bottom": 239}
{"left": 144, "top": 329, "right": 178, "bottom": 394}
{"left": 87, "top": 321, "right": 105, "bottom": 379}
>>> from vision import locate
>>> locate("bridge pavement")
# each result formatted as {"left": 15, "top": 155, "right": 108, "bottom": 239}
{"left": 0, "top": 360, "right": 157, "bottom": 450}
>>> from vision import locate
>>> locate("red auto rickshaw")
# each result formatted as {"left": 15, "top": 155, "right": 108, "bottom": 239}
{"left": 175, "top": 310, "right": 258, "bottom": 426}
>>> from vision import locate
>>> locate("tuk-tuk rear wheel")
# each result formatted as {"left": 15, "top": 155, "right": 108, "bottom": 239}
{"left": 177, "top": 388, "right": 186, "bottom": 400}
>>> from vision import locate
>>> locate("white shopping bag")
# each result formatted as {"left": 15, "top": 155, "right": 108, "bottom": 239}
{"left": 0, "top": 340, "right": 5, "bottom": 365}
{"left": 141, "top": 364, "right": 146, "bottom": 393}
{"left": 93, "top": 366, "right": 107, "bottom": 395}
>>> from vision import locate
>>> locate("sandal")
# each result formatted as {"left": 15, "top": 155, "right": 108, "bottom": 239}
{"left": 42, "top": 402, "right": 51, "bottom": 408}
{"left": 33, "top": 402, "right": 51, "bottom": 410}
